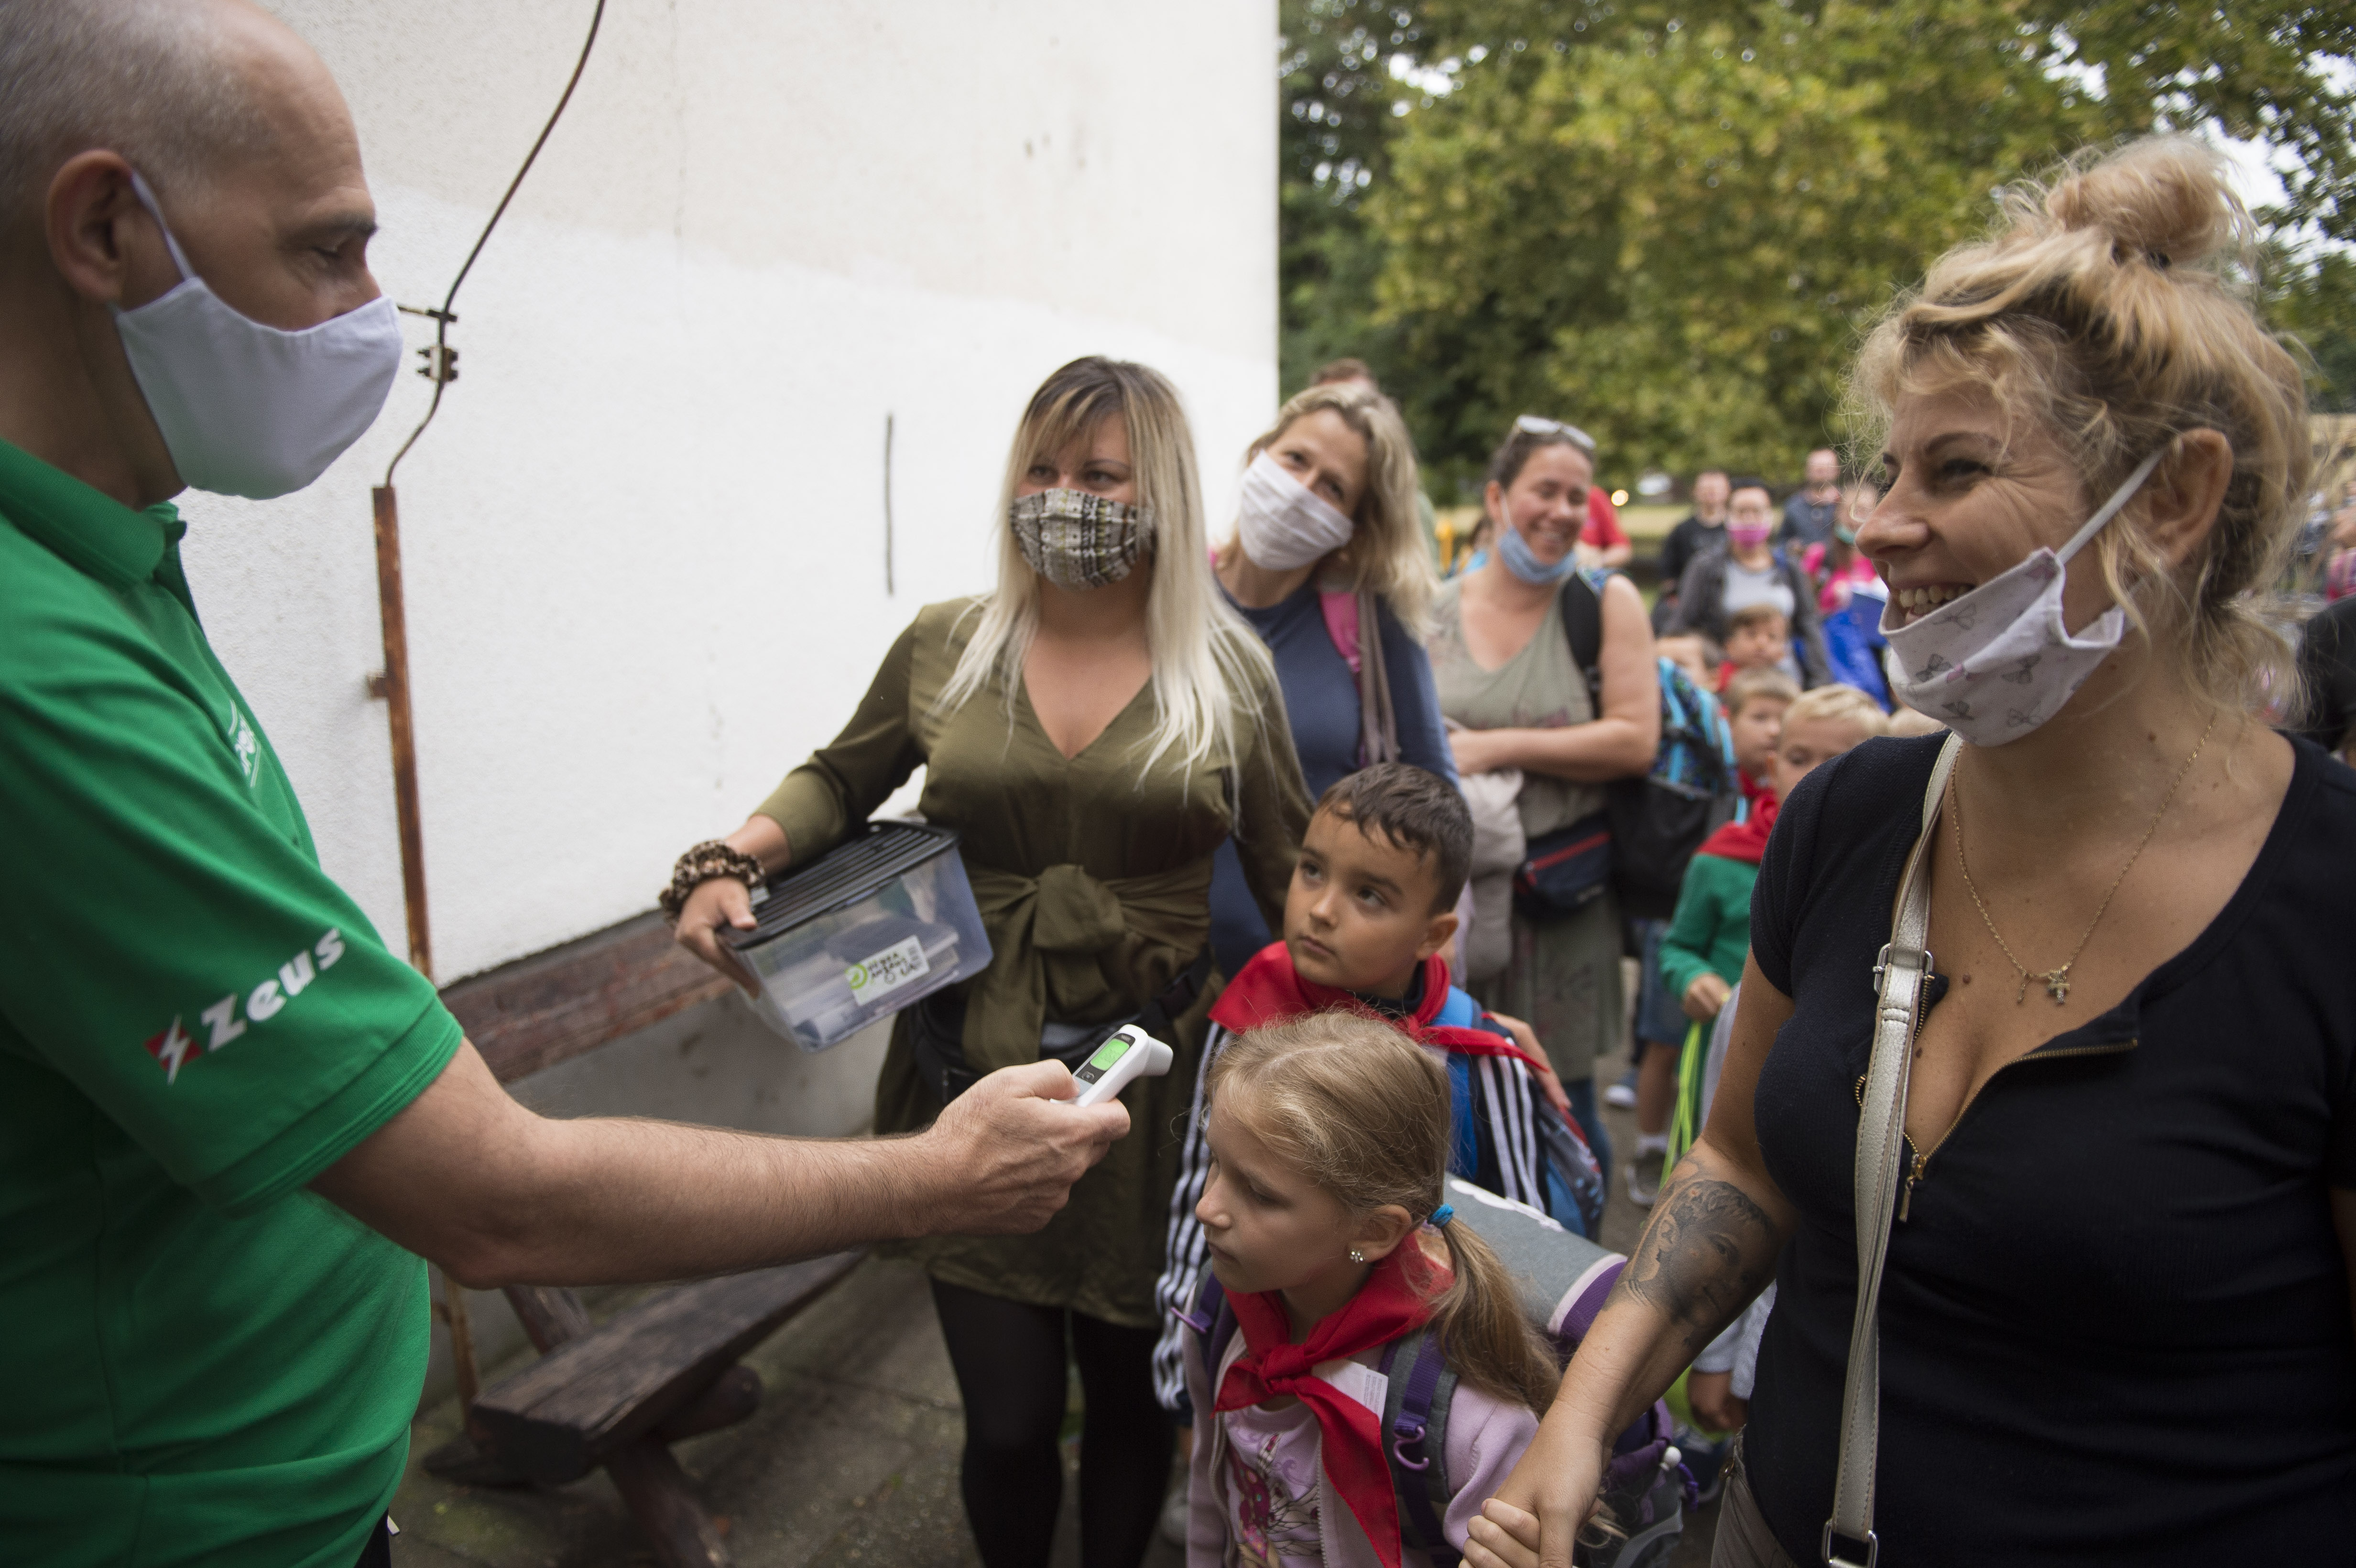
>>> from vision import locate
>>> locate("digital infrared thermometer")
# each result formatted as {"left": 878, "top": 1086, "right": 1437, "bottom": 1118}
{"left": 1066, "top": 1025, "right": 1174, "bottom": 1108}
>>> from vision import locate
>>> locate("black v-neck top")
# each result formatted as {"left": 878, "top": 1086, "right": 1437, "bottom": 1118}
{"left": 1740, "top": 732, "right": 2356, "bottom": 1565}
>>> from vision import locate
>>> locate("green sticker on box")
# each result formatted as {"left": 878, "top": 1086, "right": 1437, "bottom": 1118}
{"left": 1087, "top": 1037, "right": 1130, "bottom": 1071}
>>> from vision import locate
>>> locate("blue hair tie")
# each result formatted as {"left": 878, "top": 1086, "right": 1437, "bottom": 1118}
{"left": 1429, "top": 1204, "right": 1454, "bottom": 1229}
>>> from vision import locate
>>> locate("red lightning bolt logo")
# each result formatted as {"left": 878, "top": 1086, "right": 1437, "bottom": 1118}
{"left": 143, "top": 1016, "right": 199, "bottom": 1083}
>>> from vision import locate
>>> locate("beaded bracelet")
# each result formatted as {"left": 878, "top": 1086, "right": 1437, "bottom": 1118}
{"left": 658, "top": 839, "right": 768, "bottom": 923}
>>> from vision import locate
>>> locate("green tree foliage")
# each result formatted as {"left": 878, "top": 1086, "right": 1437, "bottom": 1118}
{"left": 2272, "top": 250, "right": 2356, "bottom": 414}
{"left": 1278, "top": 2, "right": 1415, "bottom": 393}
{"left": 1288, "top": 0, "right": 2355, "bottom": 494}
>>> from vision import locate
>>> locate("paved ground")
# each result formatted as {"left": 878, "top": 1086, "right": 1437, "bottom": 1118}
{"left": 389, "top": 1029, "right": 1716, "bottom": 1568}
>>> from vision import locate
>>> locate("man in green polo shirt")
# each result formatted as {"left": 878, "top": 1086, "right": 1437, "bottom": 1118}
{"left": 0, "top": 5, "right": 1131, "bottom": 1564}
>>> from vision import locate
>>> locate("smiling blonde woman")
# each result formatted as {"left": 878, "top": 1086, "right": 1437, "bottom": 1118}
{"left": 1472, "top": 138, "right": 2356, "bottom": 1568}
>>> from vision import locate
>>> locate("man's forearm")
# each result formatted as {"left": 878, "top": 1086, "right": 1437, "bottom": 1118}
{"left": 315, "top": 1043, "right": 1124, "bottom": 1289}
{"left": 315, "top": 1042, "right": 943, "bottom": 1287}
{"left": 445, "top": 1114, "right": 940, "bottom": 1287}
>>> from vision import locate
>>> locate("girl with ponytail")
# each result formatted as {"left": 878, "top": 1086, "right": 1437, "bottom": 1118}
{"left": 1180, "top": 1013, "right": 1556, "bottom": 1566}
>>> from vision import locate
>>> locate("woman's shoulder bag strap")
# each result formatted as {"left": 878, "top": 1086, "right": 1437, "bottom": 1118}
{"left": 1322, "top": 586, "right": 1401, "bottom": 767}
{"left": 1824, "top": 731, "right": 1960, "bottom": 1568}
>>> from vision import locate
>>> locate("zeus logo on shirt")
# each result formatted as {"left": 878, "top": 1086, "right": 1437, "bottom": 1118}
{"left": 141, "top": 927, "right": 347, "bottom": 1084}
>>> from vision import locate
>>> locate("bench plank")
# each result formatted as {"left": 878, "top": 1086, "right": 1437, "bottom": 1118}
{"left": 441, "top": 910, "right": 733, "bottom": 1083}
{"left": 469, "top": 1252, "right": 861, "bottom": 1482}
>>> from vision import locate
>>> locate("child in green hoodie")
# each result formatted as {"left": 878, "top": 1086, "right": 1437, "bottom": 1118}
{"left": 1659, "top": 683, "right": 1891, "bottom": 1044}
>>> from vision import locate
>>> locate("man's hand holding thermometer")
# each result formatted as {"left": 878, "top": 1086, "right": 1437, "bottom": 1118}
{"left": 1065, "top": 1025, "right": 1175, "bottom": 1108}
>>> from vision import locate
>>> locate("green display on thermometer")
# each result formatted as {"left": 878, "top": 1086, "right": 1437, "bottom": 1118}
{"left": 1067, "top": 1025, "right": 1175, "bottom": 1107}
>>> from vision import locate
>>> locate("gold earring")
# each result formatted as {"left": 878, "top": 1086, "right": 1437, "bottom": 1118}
{"left": 1349, "top": 1247, "right": 1366, "bottom": 1264}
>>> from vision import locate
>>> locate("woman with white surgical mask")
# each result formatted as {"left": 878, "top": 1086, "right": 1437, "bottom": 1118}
{"left": 1200, "top": 382, "right": 1454, "bottom": 978}
{"left": 1474, "top": 138, "right": 2356, "bottom": 1568}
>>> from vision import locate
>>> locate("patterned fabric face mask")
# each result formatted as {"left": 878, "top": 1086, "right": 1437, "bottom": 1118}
{"left": 1010, "top": 489, "right": 1154, "bottom": 589}
{"left": 1881, "top": 447, "right": 2163, "bottom": 745}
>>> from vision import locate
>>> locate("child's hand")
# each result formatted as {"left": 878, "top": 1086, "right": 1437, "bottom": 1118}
{"left": 1689, "top": 1369, "right": 1748, "bottom": 1434}
{"left": 1681, "top": 972, "right": 1732, "bottom": 1022}
{"left": 1465, "top": 1497, "right": 1546, "bottom": 1568}
{"left": 1489, "top": 1011, "right": 1571, "bottom": 1116}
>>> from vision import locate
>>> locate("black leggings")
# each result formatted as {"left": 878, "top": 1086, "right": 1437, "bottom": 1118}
{"left": 930, "top": 1278, "right": 1173, "bottom": 1568}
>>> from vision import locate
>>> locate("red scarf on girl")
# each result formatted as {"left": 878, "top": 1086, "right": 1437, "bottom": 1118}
{"left": 1213, "top": 1246, "right": 1446, "bottom": 1568}
{"left": 1696, "top": 787, "right": 1779, "bottom": 866}
{"left": 1210, "top": 943, "right": 1549, "bottom": 1075}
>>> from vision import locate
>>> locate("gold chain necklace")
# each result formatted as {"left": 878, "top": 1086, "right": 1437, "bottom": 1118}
{"left": 1951, "top": 715, "right": 2217, "bottom": 1005}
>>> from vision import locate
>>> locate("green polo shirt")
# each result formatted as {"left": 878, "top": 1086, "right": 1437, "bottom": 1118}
{"left": 0, "top": 439, "right": 462, "bottom": 1565}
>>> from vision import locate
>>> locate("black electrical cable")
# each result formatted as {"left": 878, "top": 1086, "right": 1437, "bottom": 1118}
{"left": 382, "top": 0, "right": 606, "bottom": 486}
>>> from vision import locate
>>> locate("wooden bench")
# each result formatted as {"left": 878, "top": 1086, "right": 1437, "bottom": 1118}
{"left": 425, "top": 913, "right": 865, "bottom": 1566}
{"left": 424, "top": 1254, "right": 863, "bottom": 1566}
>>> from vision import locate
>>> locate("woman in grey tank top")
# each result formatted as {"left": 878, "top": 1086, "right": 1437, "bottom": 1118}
{"left": 1429, "top": 416, "right": 1661, "bottom": 1177}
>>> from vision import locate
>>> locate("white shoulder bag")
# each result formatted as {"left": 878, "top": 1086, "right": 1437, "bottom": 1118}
{"left": 1823, "top": 733, "right": 1960, "bottom": 1568}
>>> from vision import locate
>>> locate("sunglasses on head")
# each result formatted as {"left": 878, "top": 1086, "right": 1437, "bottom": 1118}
{"left": 1513, "top": 414, "right": 1597, "bottom": 453}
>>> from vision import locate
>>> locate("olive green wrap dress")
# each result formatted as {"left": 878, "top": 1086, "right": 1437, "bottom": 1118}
{"left": 757, "top": 598, "right": 1310, "bottom": 1326}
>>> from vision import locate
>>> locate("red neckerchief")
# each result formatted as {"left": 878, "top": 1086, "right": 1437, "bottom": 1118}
{"left": 1214, "top": 1246, "right": 1446, "bottom": 1568}
{"left": 1697, "top": 787, "right": 1779, "bottom": 866}
{"left": 1210, "top": 944, "right": 1548, "bottom": 1075}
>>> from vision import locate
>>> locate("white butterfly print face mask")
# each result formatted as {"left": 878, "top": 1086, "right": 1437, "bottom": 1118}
{"left": 1881, "top": 448, "right": 2166, "bottom": 746}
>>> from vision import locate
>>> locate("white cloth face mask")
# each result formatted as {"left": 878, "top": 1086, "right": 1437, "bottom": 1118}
{"left": 1235, "top": 449, "right": 1357, "bottom": 571}
{"left": 112, "top": 172, "right": 402, "bottom": 500}
{"left": 1882, "top": 447, "right": 2167, "bottom": 745}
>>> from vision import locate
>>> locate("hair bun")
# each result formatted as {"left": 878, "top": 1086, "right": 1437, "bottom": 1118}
{"left": 2040, "top": 136, "right": 2247, "bottom": 271}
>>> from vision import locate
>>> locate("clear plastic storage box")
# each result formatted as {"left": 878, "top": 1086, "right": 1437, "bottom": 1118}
{"left": 725, "top": 821, "right": 992, "bottom": 1051}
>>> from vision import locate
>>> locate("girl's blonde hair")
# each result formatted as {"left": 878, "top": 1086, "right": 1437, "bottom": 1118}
{"left": 1225, "top": 383, "right": 1440, "bottom": 636}
{"left": 1208, "top": 1013, "right": 1561, "bottom": 1415}
{"left": 1780, "top": 683, "right": 1893, "bottom": 740}
{"left": 1848, "top": 135, "right": 2313, "bottom": 716}
{"left": 940, "top": 357, "right": 1277, "bottom": 772}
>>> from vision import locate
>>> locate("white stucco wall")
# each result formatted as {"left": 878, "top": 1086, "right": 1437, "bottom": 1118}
{"left": 179, "top": 0, "right": 1278, "bottom": 982}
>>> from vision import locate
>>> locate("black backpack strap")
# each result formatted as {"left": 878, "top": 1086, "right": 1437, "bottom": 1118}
{"left": 1558, "top": 571, "right": 1605, "bottom": 712}
{"left": 1379, "top": 1328, "right": 1460, "bottom": 1565}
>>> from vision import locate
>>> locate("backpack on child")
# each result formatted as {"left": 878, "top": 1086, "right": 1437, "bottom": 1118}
{"left": 1185, "top": 1176, "right": 1692, "bottom": 1568}
{"left": 1516, "top": 570, "right": 1741, "bottom": 924}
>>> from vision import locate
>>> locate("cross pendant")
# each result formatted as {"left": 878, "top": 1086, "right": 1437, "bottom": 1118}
{"left": 2040, "top": 969, "right": 2071, "bottom": 1005}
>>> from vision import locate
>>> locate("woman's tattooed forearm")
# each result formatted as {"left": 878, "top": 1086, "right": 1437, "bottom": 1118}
{"left": 1611, "top": 1162, "right": 1780, "bottom": 1354}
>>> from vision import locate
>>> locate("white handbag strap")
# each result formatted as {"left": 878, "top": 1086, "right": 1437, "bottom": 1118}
{"left": 1823, "top": 732, "right": 1960, "bottom": 1568}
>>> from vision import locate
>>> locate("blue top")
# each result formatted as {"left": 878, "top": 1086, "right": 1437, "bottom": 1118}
{"left": 1207, "top": 580, "right": 1455, "bottom": 975}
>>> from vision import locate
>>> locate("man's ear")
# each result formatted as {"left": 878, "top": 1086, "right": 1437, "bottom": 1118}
{"left": 45, "top": 151, "right": 150, "bottom": 307}
{"left": 2141, "top": 430, "right": 2234, "bottom": 575}
{"left": 1413, "top": 908, "right": 1460, "bottom": 964}
{"left": 1352, "top": 1203, "right": 1418, "bottom": 1263}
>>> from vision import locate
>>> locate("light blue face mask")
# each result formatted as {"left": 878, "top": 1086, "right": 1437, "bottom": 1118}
{"left": 1495, "top": 515, "right": 1580, "bottom": 585}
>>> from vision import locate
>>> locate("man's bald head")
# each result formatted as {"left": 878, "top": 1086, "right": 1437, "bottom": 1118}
{"left": 0, "top": 0, "right": 322, "bottom": 237}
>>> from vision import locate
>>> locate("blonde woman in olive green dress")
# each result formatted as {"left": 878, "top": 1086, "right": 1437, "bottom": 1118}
{"left": 674, "top": 357, "right": 1309, "bottom": 1568}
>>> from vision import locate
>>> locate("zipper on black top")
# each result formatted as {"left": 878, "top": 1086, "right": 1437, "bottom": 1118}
{"left": 1855, "top": 1034, "right": 2138, "bottom": 1221}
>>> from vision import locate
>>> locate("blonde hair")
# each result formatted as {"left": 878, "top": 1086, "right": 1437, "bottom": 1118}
{"left": 1849, "top": 136, "right": 2313, "bottom": 715}
{"left": 1226, "top": 383, "right": 1439, "bottom": 636}
{"left": 1208, "top": 1014, "right": 1561, "bottom": 1415}
{"left": 1724, "top": 667, "right": 1800, "bottom": 718}
{"left": 1781, "top": 683, "right": 1893, "bottom": 740}
{"left": 939, "top": 357, "right": 1276, "bottom": 772}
